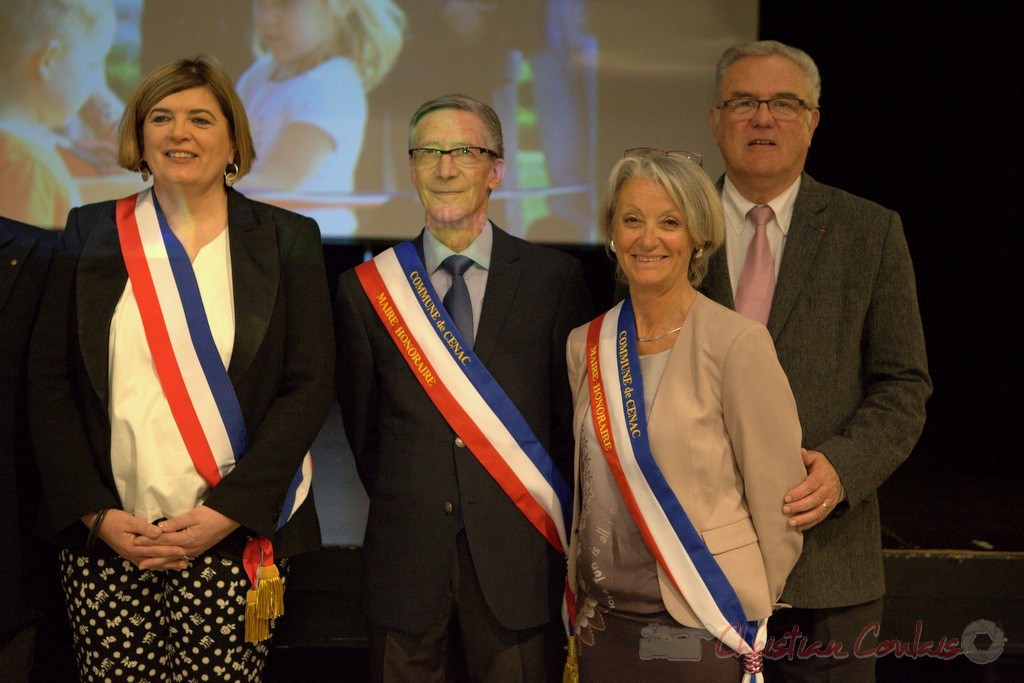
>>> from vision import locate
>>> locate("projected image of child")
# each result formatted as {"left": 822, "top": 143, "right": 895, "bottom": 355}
{"left": 0, "top": 0, "right": 116, "bottom": 229}
{"left": 237, "top": 0, "right": 405, "bottom": 237}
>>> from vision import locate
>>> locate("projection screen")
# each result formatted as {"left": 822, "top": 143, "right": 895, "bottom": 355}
{"left": 1, "top": 0, "right": 756, "bottom": 245}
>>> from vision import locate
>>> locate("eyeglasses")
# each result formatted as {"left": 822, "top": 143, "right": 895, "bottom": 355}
{"left": 408, "top": 146, "right": 501, "bottom": 167}
{"left": 716, "top": 98, "right": 812, "bottom": 121}
{"left": 623, "top": 148, "right": 703, "bottom": 167}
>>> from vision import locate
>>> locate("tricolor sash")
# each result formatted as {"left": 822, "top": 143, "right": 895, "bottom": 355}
{"left": 355, "top": 242, "right": 576, "bottom": 634}
{"left": 115, "top": 188, "right": 312, "bottom": 642}
{"left": 585, "top": 299, "right": 766, "bottom": 681}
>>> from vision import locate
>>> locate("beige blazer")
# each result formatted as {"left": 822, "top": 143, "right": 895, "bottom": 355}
{"left": 566, "top": 294, "right": 805, "bottom": 627}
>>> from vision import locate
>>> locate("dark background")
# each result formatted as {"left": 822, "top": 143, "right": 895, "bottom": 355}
{"left": 756, "top": 3, "right": 1023, "bottom": 555}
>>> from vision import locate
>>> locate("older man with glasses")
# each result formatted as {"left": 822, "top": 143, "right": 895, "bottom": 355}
{"left": 701, "top": 40, "right": 931, "bottom": 682}
{"left": 334, "top": 94, "right": 592, "bottom": 681}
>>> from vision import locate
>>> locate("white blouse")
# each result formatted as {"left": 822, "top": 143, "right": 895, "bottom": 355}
{"left": 108, "top": 227, "right": 235, "bottom": 522}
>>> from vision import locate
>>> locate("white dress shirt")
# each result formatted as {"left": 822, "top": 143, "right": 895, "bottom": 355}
{"left": 722, "top": 175, "right": 802, "bottom": 296}
{"left": 423, "top": 221, "right": 494, "bottom": 342}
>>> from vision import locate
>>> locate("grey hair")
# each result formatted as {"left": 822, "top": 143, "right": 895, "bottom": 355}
{"left": 714, "top": 40, "right": 821, "bottom": 109}
{"left": 408, "top": 94, "right": 504, "bottom": 158}
{"left": 600, "top": 149, "right": 724, "bottom": 288}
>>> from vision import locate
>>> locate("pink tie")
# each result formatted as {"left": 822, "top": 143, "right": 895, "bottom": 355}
{"left": 735, "top": 205, "right": 776, "bottom": 325}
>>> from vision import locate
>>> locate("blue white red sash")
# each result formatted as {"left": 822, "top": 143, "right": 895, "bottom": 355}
{"left": 115, "top": 188, "right": 311, "bottom": 640}
{"left": 585, "top": 299, "right": 766, "bottom": 681}
{"left": 355, "top": 241, "right": 576, "bottom": 631}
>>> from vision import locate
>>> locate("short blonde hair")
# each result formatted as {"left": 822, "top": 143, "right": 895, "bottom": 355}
{"left": 251, "top": 0, "right": 406, "bottom": 91}
{"left": 117, "top": 56, "right": 256, "bottom": 181}
{"left": 338, "top": 0, "right": 406, "bottom": 90}
{"left": 600, "top": 149, "right": 724, "bottom": 288}
{"left": 1, "top": 0, "right": 112, "bottom": 90}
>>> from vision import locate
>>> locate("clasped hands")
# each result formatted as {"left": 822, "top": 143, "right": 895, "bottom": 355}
{"left": 84, "top": 505, "right": 240, "bottom": 571}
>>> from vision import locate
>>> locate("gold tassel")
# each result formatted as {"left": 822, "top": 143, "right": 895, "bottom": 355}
{"left": 256, "top": 563, "right": 284, "bottom": 619}
{"left": 562, "top": 635, "right": 579, "bottom": 683}
{"left": 245, "top": 588, "right": 270, "bottom": 643}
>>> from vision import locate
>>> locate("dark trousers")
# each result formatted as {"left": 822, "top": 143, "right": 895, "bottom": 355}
{"left": 368, "top": 531, "right": 549, "bottom": 682}
{"left": 0, "top": 624, "right": 36, "bottom": 683}
{"left": 764, "top": 598, "right": 884, "bottom": 683}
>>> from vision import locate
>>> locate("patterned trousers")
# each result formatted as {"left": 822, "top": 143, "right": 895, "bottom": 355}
{"left": 59, "top": 547, "right": 286, "bottom": 682}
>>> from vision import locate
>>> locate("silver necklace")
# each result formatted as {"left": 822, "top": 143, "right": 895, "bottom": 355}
{"left": 636, "top": 325, "right": 683, "bottom": 342}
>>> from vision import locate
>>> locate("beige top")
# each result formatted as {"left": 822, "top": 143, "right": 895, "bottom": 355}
{"left": 577, "top": 349, "right": 670, "bottom": 614}
{"left": 566, "top": 294, "right": 805, "bottom": 627}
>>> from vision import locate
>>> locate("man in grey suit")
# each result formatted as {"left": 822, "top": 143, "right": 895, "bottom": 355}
{"left": 335, "top": 95, "right": 592, "bottom": 680}
{"left": 701, "top": 41, "right": 931, "bottom": 681}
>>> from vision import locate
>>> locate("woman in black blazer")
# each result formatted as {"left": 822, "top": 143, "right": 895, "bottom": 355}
{"left": 28, "top": 57, "right": 333, "bottom": 682}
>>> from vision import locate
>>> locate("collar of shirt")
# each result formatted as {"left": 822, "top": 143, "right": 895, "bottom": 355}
{"left": 721, "top": 175, "right": 802, "bottom": 294}
{"left": 721, "top": 175, "right": 802, "bottom": 239}
{"left": 424, "top": 222, "right": 492, "bottom": 341}
{"left": 424, "top": 220, "right": 494, "bottom": 276}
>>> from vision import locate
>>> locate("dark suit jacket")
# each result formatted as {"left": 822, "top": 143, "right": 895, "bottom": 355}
{"left": 28, "top": 189, "right": 333, "bottom": 558}
{"left": 701, "top": 173, "right": 931, "bottom": 608}
{"left": 335, "top": 226, "right": 592, "bottom": 632}
{"left": 1, "top": 217, "right": 59, "bottom": 634}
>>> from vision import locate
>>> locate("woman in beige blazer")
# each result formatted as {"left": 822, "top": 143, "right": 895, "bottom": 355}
{"left": 566, "top": 148, "right": 805, "bottom": 681}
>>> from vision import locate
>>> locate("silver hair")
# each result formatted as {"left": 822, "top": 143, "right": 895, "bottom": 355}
{"left": 600, "top": 149, "right": 724, "bottom": 288}
{"left": 714, "top": 40, "right": 821, "bottom": 109}
{"left": 408, "top": 94, "right": 504, "bottom": 158}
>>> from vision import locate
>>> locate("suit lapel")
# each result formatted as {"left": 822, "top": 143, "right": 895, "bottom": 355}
{"left": 645, "top": 295, "right": 702, "bottom": 449}
{"left": 411, "top": 223, "right": 521, "bottom": 364}
{"left": 473, "top": 225, "right": 521, "bottom": 364}
{"left": 768, "top": 174, "right": 828, "bottom": 340}
{"left": 0, "top": 223, "right": 32, "bottom": 313}
{"left": 703, "top": 247, "right": 734, "bottom": 309}
{"left": 77, "top": 210, "right": 129, "bottom": 409}
{"left": 226, "top": 189, "right": 278, "bottom": 385}
{"left": 705, "top": 178, "right": 735, "bottom": 309}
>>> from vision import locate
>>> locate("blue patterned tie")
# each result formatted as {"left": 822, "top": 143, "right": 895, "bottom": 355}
{"left": 441, "top": 254, "right": 475, "bottom": 347}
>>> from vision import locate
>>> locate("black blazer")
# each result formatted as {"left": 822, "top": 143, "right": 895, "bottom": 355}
{"left": 28, "top": 190, "right": 334, "bottom": 558}
{"left": 1, "top": 217, "right": 59, "bottom": 634}
{"left": 335, "top": 226, "right": 592, "bottom": 632}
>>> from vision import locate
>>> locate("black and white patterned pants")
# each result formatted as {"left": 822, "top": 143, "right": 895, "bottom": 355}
{"left": 59, "top": 548, "right": 286, "bottom": 682}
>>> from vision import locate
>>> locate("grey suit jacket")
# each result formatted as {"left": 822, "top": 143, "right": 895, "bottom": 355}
{"left": 335, "top": 226, "right": 593, "bottom": 633}
{"left": 701, "top": 173, "right": 931, "bottom": 608}
{"left": 28, "top": 190, "right": 333, "bottom": 558}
